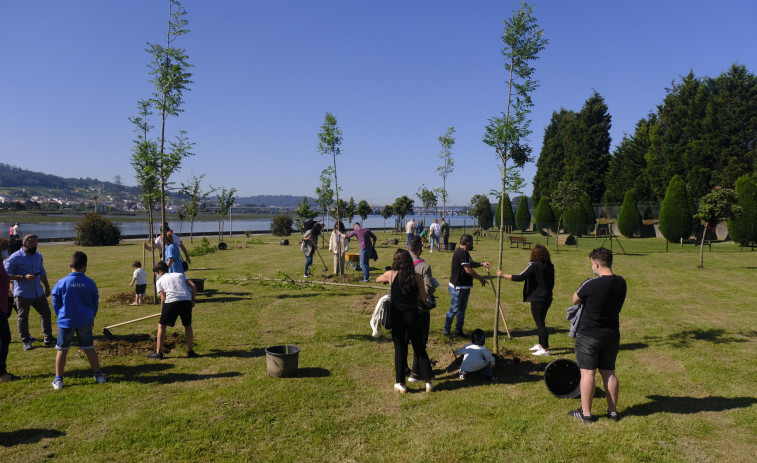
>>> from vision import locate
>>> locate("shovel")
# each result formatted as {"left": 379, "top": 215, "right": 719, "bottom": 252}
{"left": 102, "top": 313, "right": 161, "bottom": 340}
{"left": 486, "top": 268, "right": 512, "bottom": 339}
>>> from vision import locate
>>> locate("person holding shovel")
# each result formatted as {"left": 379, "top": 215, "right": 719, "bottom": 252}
{"left": 496, "top": 243, "right": 555, "bottom": 356}
{"left": 147, "top": 261, "right": 197, "bottom": 360}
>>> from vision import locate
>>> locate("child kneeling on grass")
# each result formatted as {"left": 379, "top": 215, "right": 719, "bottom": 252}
{"left": 51, "top": 251, "right": 105, "bottom": 389}
{"left": 147, "top": 261, "right": 197, "bottom": 359}
{"left": 453, "top": 329, "right": 497, "bottom": 382}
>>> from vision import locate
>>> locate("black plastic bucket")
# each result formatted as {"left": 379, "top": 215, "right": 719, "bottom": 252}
{"left": 189, "top": 278, "right": 205, "bottom": 292}
{"left": 280, "top": 239, "right": 289, "bottom": 245}
{"left": 544, "top": 358, "right": 581, "bottom": 398}
{"left": 265, "top": 345, "right": 300, "bottom": 378}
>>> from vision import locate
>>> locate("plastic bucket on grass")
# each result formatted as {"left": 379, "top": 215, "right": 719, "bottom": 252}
{"left": 265, "top": 345, "right": 300, "bottom": 378}
{"left": 544, "top": 358, "right": 581, "bottom": 398}
{"left": 188, "top": 278, "right": 205, "bottom": 292}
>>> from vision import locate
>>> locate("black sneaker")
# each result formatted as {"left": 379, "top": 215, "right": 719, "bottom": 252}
{"left": 22, "top": 342, "right": 33, "bottom": 351}
{"left": 43, "top": 340, "right": 56, "bottom": 348}
{"left": 607, "top": 411, "right": 621, "bottom": 422}
{"left": 488, "top": 375, "right": 498, "bottom": 382}
{"left": 454, "top": 331, "right": 465, "bottom": 337}
{"left": 147, "top": 352, "right": 164, "bottom": 360}
{"left": 443, "top": 330, "right": 451, "bottom": 337}
{"left": 568, "top": 408, "right": 594, "bottom": 423}
{"left": 187, "top": 350, "right": 199, "bottom": 358}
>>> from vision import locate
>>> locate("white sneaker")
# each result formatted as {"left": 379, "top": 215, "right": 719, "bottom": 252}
{"left": 52, "top": 378, "right": 63, "bottom": 390}
{"left": 407, "top": 374, "right": 422, "bottom": 383}
{"left": 94, "top": 371, "right": 107, "bottom": 384}
{"left": 394, "top": 383, "right": 407, "bottom": 393}
{"left": 529, "top": 344, "right": 541, "bottom": 351}
{"left": 425, "top": 382, "right": 434, "bottom": 392}
{"left": 532, "top": 348, "right": 550, "bottom": 356}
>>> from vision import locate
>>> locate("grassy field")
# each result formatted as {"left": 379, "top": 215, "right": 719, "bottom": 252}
{"left": 1, "top": 231, "right": 755, "bottom": 462}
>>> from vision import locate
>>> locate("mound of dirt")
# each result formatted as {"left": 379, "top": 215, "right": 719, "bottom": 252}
{"left": 318, "top": 273, "right": 363, "bottom": 284}
{"left": 94, "top": 332, "right": 184, "bottom": 357}
{"left": 105, "top": 292, "right": 156, "bottom": 306}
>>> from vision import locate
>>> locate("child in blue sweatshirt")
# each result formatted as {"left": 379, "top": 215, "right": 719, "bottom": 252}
{"left": 51, "top": 251, "right": 105, "bottom": 389}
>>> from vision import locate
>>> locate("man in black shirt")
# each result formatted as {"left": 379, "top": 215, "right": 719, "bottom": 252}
{"left": 443, "top": 234, "right": 489, "bottom": 337}
{"left": 570, "top": 247, "right": 627, "bottom": 423}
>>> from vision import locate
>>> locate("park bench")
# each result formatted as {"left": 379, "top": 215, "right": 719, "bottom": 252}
{"left": 739, "top": 241, "right": 756, "bottom": 251}
{"left": 509, "top": 235, "right": 532, "bottom": 249}
{"left": 680, "top": 238, "right": 711, "bottom": 251}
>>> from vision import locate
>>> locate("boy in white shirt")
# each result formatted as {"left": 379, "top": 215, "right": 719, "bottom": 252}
{"left": 453, "top": 329, "right": 497, "bottom": 382}
{"left": 128, "top": 261, "right": 147, "bottom": 305}
{"left": 147, "top": 261, "right": 197, "bottom": 359}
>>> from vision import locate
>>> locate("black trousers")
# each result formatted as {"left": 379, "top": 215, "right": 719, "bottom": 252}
{"left": 411, "top": 310, "right": 430, "bottom": 375}
{"left": 392, "top": 310, "right": 432, "bottom": 383}
{"left": 530, "top": 299, "right": 552, "bottom": 349}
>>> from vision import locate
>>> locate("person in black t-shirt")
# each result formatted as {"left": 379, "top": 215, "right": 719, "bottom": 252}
{"left": 569, "top": 247, "right": 627, "bottom": 423}
{"left": 443, "top": 234, "right": 490, "bottom": 337}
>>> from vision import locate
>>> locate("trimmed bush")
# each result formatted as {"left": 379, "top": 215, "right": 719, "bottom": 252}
{"left": 562, "top": 203, "right": 585, "bottom": 235}
{"left": 73, "top": 213, "right": 121, "bottom": 246}
{"left": 271, "top": 214, "right": 293, "bottom": 237}
{"left": 494, "top": 195, "right": 515, "bottom": 230}
{"left": 659, "top": 175, "right": 696, "bottom": 242}
{"left": 727, "top": 175, "right": 757, "bottom": 244}
{"left": 515, "top": 196, "right": 531, "bottom": 231}
{"left": 581, "top": 194, "right": 595, "bottom": 232}
{"left": 534, "top": 196, "right": 556, "bottom": 235}
{"left": 617, "top": 189, "right": 643, "bottom": 237}
{"left": 479, "top": 202, "right": 494, "bottom": 230}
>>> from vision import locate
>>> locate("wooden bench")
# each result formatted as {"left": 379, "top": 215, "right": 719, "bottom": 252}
{"left": 509, "top": 235, "right": 532, "bottom": 249}
{"left": 739, "top": 241, "right": 757, "bottom": 251}
{"left": 345, "top": 252, "right": 361, "bottom": 270}
{"left": 680, "top": 238, "right": 711, "bottom": 251}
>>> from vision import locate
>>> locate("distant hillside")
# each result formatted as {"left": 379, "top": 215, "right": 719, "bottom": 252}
{"left": 0, "top": 163, "right": 140, "bottom": 198}
{"left": 236, "top": 195, "right": 314, "bottom": 208}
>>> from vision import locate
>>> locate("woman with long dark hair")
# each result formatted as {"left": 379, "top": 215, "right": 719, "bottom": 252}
{"left": 497, "top": 243, "right": 555, "bottom": 356}
{"left": 376, "top": 249, "right": 433, "bottom": 393}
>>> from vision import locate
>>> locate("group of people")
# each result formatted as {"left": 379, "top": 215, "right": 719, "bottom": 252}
{"left": 376, "top": 231, "right": 627, "bottom": 422}
{"left": 405, "top": 217, "right": 449, "bottom": 252}
{"left": 0, "top": 224, "right": 199, "bottom": 388}
{"left": 302, "top": 220, "right": 378, "bottom": 282}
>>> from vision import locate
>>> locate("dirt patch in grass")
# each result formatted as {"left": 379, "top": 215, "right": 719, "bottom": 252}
{"left": 319, "top": 273, "right": 364, "bottom": 284}
{"left": 93, "top": 332, "right": 184, "bottom": 357}
{"left": 349, "top": 293, "right": 383, "bottom": 314}
{"left": 105, "top": 292, "right": 156, "bottom": 306}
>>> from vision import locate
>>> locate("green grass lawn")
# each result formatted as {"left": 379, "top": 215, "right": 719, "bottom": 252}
{"left": 1, "top": 231, "right": 755, "bottom": 462}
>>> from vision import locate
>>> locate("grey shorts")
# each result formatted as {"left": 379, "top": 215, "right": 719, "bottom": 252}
{"left": 575, "top": 334, "right": 619, "bottom": 370}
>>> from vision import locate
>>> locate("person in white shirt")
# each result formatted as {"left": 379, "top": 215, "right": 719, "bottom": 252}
{"left": 143, "top": 223, "right": 191, "bottom": 265}
{"left": 128, "top": 261, "right": 148, "bottom": 305}
{"left": 146, "top": 261, "right": 197, "bottom": 360}
{"left": 453, "top": 329, "right": 497, "bottom": 382}
{"left": 429, "top": 219, "right": 442, "bottom": 252}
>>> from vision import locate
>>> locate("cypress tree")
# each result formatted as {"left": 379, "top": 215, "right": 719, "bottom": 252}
{"left": 533, "top": 109, "right": 575, "bottom": 203}
{"left": 617, "top": 189, "right": 642, "bottom": 237}
{"left": 727, "top": 175, "right": 757, "bottom": 244}
{"left": 495, "top": 194, "right": 516, "bottom": 230}
{"left": 580, "top": 194, "right": 596, "bottom": 233}
{"left": 659, "top": 175, "right": 696, "bottom": 242}
{"left": 515, "top": 196, "right": 531, "bottom": 231}
{"left": 534, "top": 196, "right": 555, "bottom": 235}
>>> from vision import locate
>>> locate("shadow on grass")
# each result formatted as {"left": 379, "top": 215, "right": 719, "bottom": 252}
{"left": 276, "top": 293, "right": 321, "bottom": 299}
{"left": 431, "top": 355, "right": 544, "bottom": 391}
{"left": 646, "top": 328, "right": 749, "bottom": 347}
{"left": 200, "top": 296, "right": 250, "bottom": 303}
{"left": 345, "top": 334, "right": 392, "bottom": 344}
{"left": 623, "top": 395, "right": 757, "bottom": 417}
{"left": 506, "top": 327, "right": 569, "bottom": 338}
{"left": 618, "top": 342, "right": 649, "bottom": 351}
{"left": 0, "top": 428, "right": 65, "bottom": 447}
{"left": 203, "top": 347, "right": 267, "bottom": 358}
{"left": 297, "top": 367, "right": 331, "bottom": 378}
{"left": 96, "top": 363, "right": 242, "bottom": 384}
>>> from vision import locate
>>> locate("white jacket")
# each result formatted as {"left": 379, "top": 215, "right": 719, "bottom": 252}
{"left": 370, "top": 294, "right": 391, "bottom": 338}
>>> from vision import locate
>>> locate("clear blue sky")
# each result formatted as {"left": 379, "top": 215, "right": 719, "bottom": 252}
{"left": 2, "top": 1, "right": 755, "bottom": 206}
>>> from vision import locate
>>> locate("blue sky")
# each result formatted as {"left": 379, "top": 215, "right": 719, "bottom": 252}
{"left": 1, "top": 0, "right": 755, "bottom": 206}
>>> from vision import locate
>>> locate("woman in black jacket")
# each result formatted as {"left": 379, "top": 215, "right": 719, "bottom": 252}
{"left": 497, "top": 244, "right": 555, "bottom": 356}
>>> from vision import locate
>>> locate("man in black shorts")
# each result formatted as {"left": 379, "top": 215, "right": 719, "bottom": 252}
{"left": 147, "top": 262, "right": 197, "bottom": 359}
{"left": 570, "top": 247, "right": 626, "bottom": 423}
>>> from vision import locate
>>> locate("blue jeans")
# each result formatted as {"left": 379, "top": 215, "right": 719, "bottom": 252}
{"left": 359, "top": 249, "right": 370, "bottom": 281}
{"left": 406, "top": 233, "right": 413, "bottom": 247}
{"left": 56, "top": 325, "right": 95, "bottom": 351}
{"left": 444, "top": 286, "right": 471, "bottom": 334}
{"left": 430, "top": 235, "right": 440, "bottom": 252}
{"left": 304, "top": 254, "right": 313, "bottom": 275}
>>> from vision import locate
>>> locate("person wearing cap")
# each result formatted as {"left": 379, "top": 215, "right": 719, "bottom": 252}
{"left": 143, "top": 223, "right": 191, "bottom": 265}
{"left": 3, "top": 234, "right": 55, "bottom": 350}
